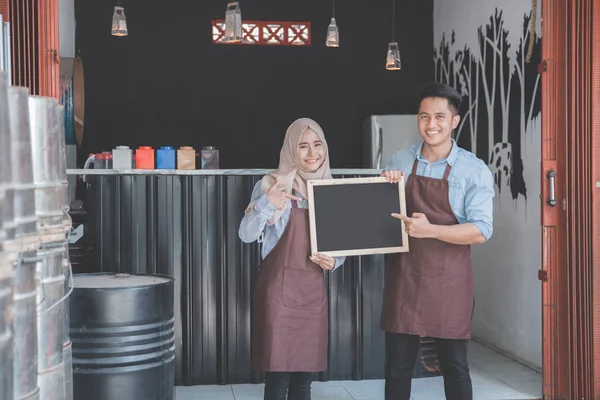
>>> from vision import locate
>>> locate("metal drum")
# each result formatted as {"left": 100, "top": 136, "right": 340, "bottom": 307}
{"left": 53, "top": 104, "right": 70, "bottom": 234}
{"left": 0, "top": 70, "right": 15, "bottom": 400}
{"left": 13, "top": 252, "right": 40, "bottom": 399}
{"left": 20, "top": 388, "right": 40, "bottom": 400}
{"left": 62, "top": 255, "right": 70, "bottom": 345}
{"left": 37, "top": 245, "right": 66, "bottom": 368}
{"left": 8, "top": 86, "right": 40, "bottom": 252}
{"left": 36, "top": 245, "right": 66, "bottom": 400}
{"left": 38, "top": 362, "right": 65, "bottom": 400}
{"left": 63, "top": 342, "right": 72, "bottom": 400}
{"left": 0, "top": 80, "right": 6, "bottom": 249}
{"left": 0, "top": 252, "right": 14, "bottom": 400}
{"left": 71, "top": 273, "right": 175, "bottom": 400}
{"left": 0, "top": 71, "right": 17, "bottom": 251}
{"left": 62, "top": 254, "right": 73, "bottom": 400}
{"left": 29, "top": 96, "right": 65, "bottom": 244}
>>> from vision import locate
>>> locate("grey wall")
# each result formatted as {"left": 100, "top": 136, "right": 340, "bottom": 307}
{"left": 433, "top": 0, "right": 542, "bottom": 369}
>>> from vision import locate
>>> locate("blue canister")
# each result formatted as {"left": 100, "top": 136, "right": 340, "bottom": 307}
{"left": 156, "top": 146, "right": 176, "bottom": 169}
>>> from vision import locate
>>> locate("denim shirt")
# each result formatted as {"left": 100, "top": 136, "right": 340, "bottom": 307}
{"left": 384, "top": 139, "right": 495, "bottom": 240}
{"left": 238, "top": 181, "right": 346, "bottom": 270}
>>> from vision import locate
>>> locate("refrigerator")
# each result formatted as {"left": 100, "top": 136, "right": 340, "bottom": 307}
{"left": 362, "top": 115, "right": 422, "bottom": 169}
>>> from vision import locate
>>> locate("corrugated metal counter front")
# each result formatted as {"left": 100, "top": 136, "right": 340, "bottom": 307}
{"left": 65, "top": 169, "right": 419, "bottom": 386}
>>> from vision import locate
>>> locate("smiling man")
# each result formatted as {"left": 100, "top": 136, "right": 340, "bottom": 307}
{"left": 380, "top": 82, "right": 495, "bottom": 400}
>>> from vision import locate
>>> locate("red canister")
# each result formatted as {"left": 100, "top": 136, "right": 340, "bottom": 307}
{"left": 136, "top": 146, "right": 155, "bottom": 169}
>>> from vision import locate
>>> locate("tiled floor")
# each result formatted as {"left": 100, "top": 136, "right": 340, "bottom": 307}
{"left": 176, "top": 341, "right": 542, "bottom": 400}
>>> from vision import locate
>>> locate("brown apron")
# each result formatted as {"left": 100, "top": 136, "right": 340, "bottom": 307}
{"left": 381, "top": 159, "right": 473, "bottom": 339}
{"left": 251, "top": 200, "right": 328, "bottom": 372}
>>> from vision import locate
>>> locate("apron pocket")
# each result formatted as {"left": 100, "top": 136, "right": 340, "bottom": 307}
{"left": 402, "top": 239, "right": 445, "bottom": 278}
{"left": 402, "top": 254, "right": 445, "bottom": 278}
{"left": 281, "top": 267, "right": 324, "bottom": 310}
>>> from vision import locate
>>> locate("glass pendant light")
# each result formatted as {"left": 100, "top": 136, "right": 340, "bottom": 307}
{"left": 325, "top": 0, "right": 339, "bottom": 47}
{"left": 385, "top": 0, "right": 401, "bottom": 70}
{"left": 111, "top": 5, "right": 128, "bottom": 36}
{"left": 325, "top": 18, "right": 339, "bottom": 47}
{"left": 386, "top": 42, "right": 401, "bottom": 70}
{"left": 224, "top": 1, "right": 243, "bottom": 43}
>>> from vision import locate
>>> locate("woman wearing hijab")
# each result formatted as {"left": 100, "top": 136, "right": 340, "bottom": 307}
{"left": 239, "top": 118, "right": 345, "bottom": 400}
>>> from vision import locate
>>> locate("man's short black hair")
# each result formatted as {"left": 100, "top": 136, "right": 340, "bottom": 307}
{"left": 417, "top": 81, "right": 462, "bottom": 115}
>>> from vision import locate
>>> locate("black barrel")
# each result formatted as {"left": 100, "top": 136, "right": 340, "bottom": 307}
{"left": 70, "top": 273, "right": 175, "bottom": 400}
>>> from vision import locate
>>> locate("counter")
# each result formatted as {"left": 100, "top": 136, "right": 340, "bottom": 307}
{"left": 66, "top": 169, "right": 435, "bottom": 386}
{"left": 66, "top": 168, "right": 383, "bottom": 175}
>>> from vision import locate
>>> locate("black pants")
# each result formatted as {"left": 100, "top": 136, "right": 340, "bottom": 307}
{"left": 385, "top": 333, "right": 472, "bottom": 400}
{"left": 264, "top": 372, "right": 313, "bottom": 400}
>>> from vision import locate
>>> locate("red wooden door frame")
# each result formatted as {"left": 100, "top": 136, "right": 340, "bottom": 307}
{"left": 6, "top": 0, "right": 59, "bottom": 98}
{"left": 592, "top": 0, "right": 600, "bottom": 393}
{"left": 540, "top": 0, "right": 568, "bottom": 396}
{"left": 541, "top": 0, "right": 600, "bottom": 398}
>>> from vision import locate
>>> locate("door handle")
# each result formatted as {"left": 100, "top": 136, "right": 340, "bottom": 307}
{"left": 547, "top": 170, "right": 557, "bottom": 206}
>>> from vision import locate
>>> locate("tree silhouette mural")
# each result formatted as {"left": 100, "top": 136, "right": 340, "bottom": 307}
{"left": 433, "top": 8, "right": 541, "bottom": 200}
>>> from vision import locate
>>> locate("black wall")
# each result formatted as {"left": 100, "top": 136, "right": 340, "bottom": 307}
{"left": 74, "top": 0, "right": 433, "bottom": 168}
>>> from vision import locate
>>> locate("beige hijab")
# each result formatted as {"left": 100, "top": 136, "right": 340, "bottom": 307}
{"left": 253, "top": 118, "right": 332, "bottom": 224}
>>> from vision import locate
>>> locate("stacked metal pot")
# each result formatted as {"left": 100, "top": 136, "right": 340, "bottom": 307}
{"left": 0, "top": 70, "right": 73, "bottom": 400}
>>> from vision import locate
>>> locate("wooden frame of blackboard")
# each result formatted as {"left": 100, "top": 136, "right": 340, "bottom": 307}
{"left": 306, "top": 176, "right": 409, "bottom": 257}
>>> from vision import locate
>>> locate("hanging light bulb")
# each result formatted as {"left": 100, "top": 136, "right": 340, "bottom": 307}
{"left": 386, "top": 42, "right": 401, "bottom": 70}
{"left": 325, "top": 0, "right": 339, "bottom": 47}
{"left": 385, "top": 0, "right": 401, "bottom": 70}
{"left": 325, "top": 18, "right": 339, "bottom": 47}
{"left": 111, "top": 6, "right": 128, "bottom": 36}
{"left": 224, "top": 1, "right": 243, "bottom": 43}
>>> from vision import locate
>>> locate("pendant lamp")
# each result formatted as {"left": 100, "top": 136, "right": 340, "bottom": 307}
{"left": 385, "top": 0, "right": 401, "bottom": 70}
{"left": 224, "top": 1, "right": 243, "bottom": 43}
{"left": 111, "top": 5, "right": 128, "bottom": 36}
{"left": 325, "top": 0, "right": 339, "bottom": 47}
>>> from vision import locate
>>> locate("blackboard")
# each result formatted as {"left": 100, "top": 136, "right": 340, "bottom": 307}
{"left": 306, "top": 177, "right": 409, "bottom": 257}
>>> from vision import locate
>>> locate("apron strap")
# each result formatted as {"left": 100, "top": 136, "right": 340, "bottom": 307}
{"left": 443, "top": 164, "right": 452, "bottom": 181}
{"left": 412, "top": 158, "right": 452, "bottom": 180}
{"left": 411, "top": 159, "right": 419, "bottom": 175}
